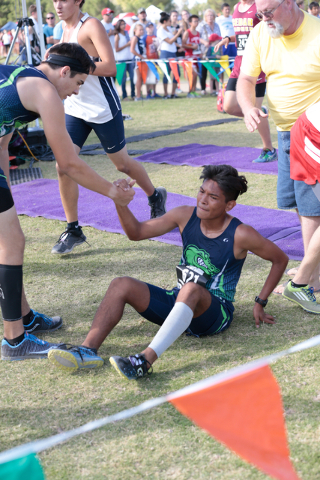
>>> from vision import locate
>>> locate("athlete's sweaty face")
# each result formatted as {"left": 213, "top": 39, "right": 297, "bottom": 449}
{"left": 56, "top": 68, "right": 87, "bottom": 99}
{"left": 196, "top": 180, "right": 234, "bottom": 220}
{"left": 53, "top": 0, "right": 81, "bottom": 21}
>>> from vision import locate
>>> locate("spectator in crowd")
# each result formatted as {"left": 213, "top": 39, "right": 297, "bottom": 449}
{"left": 29, "top": 4, "right": 40, "bottom": 51}
{"left": 101, "top": 8, "right": 116, "bottom": 51}
{"left": 43, "top": 12, "right": 56, "bottom": 49}
{"left": 197, "top": 9, "right": 221, "bottom": 95}
{"left": 297, "top": 0, "right": 305, "bottom": 8}
{"left": 2, "top": 30, "right": 11, "bottom": 56}
{"left": 130, "top": 23, "right": 146, "bottom": 101}
{"left": 129, "top": 8, "right": 154, "bottom": 37}
{"left": 181, "top": 9, "right": 190, "bottom": 23}
{"left": 143, "top": 22, "right": 161, "bottom": 99}
{"left": 309, "top": 1, "right": 320, "bottom": 15}
{"left": 183, "top": 14, "right": 201, "bottom": 98}
{"left": 170, "top": 10, "right": 185, "bottom": 57}
{"left": 214, "top": 0, "right": 277, "bottom": 164}
{"left": 216, "top": 3, "right": 237, "bottom": 56}
{"left": 157, "top": 12, "right": 182, "bottom": 99}
{"left": 53, "top": 20, "right": 63, "bottom": 44}
{"left": 237, "top": 0, "right": 320, "bottom": 294}
{"left": 114, "top": 19, "right": 134, "bottom": 101}
{"left": 216, "top": 3, "right": 234, "bottom": 38}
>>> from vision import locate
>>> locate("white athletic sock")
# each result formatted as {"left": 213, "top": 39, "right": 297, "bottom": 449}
{"left": 148, "top": 302, "right": 193, "bottom": 358}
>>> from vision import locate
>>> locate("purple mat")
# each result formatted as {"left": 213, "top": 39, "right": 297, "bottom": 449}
{"left": 135, "top": 144, "right": 279, "bottom": 175}
{"left": 12, "top": 179, "right": 302, "bottom": 260}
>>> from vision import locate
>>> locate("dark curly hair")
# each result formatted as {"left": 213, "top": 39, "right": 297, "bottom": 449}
{"left": 44, "top": 42, "right": 96, "bottom": 76}
{"left": 200, "top": 165, "right": 248, "bottom": 202}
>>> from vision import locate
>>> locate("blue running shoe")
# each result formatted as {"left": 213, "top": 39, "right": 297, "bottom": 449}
{"left": 48, "top": 345, "right": 104, "bottom": 372}
{"left": 24, "top": 309, "right": 63, "bottom": 334}
{"left": 152, "top": 93, "right": 162, "bottom": 99}
{"left": 252, "top": 148, "right": 278, "bottom": 163}
{"left": 110, "top": 353, "right": 152, "bottom": 380}
{"left": 1, "top": 333, "right": 62, "bottom": 361}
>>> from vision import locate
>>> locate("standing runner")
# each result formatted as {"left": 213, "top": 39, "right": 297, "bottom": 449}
{"left": 0, "top": 43, "right": 135, "bottom": 361}
{"left": 51, "top": 0, "right": 167, "bottom": 255}
{"left": 214, "top": 0, "right": 277, "bottom": 163}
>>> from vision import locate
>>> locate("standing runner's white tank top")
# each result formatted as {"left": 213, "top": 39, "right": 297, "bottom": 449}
{"left": 62, "top": 13, "right": 121, "bottom": 124}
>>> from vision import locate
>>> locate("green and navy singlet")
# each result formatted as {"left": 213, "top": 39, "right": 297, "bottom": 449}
{"left": 180, "top": 208, "right": 246, "bottom": 311}
{"left": 0, "top": 64, "right": 50, "bottom": 138}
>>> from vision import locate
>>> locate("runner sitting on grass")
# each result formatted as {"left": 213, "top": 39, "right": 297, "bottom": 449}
{"left": 0, "top": 42, "right": 134, "bottom": 361}
{"left": 48, "top": 165, "right": 288, "bottom": 378}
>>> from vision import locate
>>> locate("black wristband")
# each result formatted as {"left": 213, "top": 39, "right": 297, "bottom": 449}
{"left": 224, "top": 36, "right": 231, "bottom": 41}
{"left": 255, "top": 296, "right": 268, "bottom": 307}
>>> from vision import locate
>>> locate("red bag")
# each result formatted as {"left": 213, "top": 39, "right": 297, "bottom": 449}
{"left": 217, "top": 83, "right": 227, "bottom": 113}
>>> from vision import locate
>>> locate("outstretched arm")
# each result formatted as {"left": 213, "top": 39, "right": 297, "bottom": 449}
{"left": 235, "top": 225, "right": 289, "bottom": 328}
{"left": 114, "top": 180, "right": 193, "bottom": 240}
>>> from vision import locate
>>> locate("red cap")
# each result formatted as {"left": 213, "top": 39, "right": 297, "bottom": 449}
{"left": 101, "top": 7, "right": 114, "bottom": 15}
{"left": 209, "top": 33, "right": 222, "bottom": 43}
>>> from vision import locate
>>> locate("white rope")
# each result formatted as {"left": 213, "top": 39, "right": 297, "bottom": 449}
{"left": 0, "top": 334, "right": 319, "bottom": 465}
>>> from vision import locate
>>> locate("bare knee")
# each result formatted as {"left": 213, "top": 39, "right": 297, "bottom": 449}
{"left": 115, "top": 163, "right": 130, "bottom": 175}
{"left": 108, "top": 276, "right": 134, "bottom": 297}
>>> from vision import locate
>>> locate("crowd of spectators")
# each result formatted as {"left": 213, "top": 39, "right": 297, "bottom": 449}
{"left": 0, "top": 1, "right": 318, "bottom": 100}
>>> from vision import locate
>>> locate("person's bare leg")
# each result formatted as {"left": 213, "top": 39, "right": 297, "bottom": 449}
{"left": 163, "top": 83, "right": 168, "bottom": 96}
{"left": 171, "top": 83, "right": 177, "bottom": 96}
{"left": 224, "top": 90, "right": 243, "bottom": 116}
{"left": 225, "top": 92, "right": 273, "bottom": 150}
{"left": 0, "top": 133, "right": 30, "bottom": 331}
{"left": 108, "top": 146, "right": 155, "bottom": 196}
{"left": 299, "top": 215, "right": 320, "bottom": 288}
{"left": 142, "top": 282, "right": 212, "bottom": 365}
{"left": 0, "top": 206, "right": 25, "bottom": 339}
{"left": 55, "top": 143, "right": 80, "bottom": 223}
{"left": 292, "top": 224, "right": 320, "bottom": 285}
{"left": 82, "top": 277, "right": 150, "bottom": 350}
{"left": 255, "top": 97, "right": 273, "bottom": 151}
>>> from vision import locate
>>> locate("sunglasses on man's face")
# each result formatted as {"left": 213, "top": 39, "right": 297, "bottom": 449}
{"left": 47, "top": 17, "right": 55, "bottom": 19}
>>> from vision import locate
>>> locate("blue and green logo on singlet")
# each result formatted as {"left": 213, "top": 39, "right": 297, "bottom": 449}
{"left": 183, "top": 245, "right": 220, "bottom": 276}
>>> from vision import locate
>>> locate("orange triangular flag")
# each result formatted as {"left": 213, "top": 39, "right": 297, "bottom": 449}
{"left": 169, "top": 365, "right": 300, "bottom": 480}
{"left": 137, "top": 61, "right": 148, "bottom": 84}
{"left": 183, "top": 61, "right": 194, "bottom": 91}
{"left": 169, "top": 60, "right": 180, "bottom": 88}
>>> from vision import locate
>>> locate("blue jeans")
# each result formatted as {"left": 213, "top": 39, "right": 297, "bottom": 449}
{"left": 277, "top": 131, "right": 320, "bottom": 215}
{"left": 119, "top": 60, "right": 135, "bottom": 99}
{"left": 160, "top": 50, "right": 179, "bottom": 85}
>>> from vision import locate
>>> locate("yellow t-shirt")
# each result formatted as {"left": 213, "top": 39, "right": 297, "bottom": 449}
{"left": 240, "top": 12, "right": 320, "bottom": 131}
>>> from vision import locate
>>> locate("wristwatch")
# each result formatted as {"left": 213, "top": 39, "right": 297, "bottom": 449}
{"left": 255, "top": 296, "right": 268, "bottom": 307}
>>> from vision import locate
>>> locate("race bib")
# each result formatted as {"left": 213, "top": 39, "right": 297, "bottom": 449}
{"left": 176, "top": 264, "right": 210, "bottom": 290}
{"left": 236, "top": 33, "right": 249, "bottom": 56}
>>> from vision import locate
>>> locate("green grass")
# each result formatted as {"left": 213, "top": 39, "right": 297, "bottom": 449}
{"left": 1, "top": 97, "right": 318, "bottom": 479}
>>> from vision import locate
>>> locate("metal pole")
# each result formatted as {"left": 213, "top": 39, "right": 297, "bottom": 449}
{"left": 4, "top": 22, "right": 21, "bottom": 65}
{"left": 36, "top": 0, "right": 46, "bottom": 59}
{"left": 21, "top": 0, "right": 33, "bottom": 65}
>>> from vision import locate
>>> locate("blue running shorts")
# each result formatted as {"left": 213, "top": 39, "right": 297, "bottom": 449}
{"left": 65, "top": 111, "right": 126, "bottom": 154}
{"left": 0, "top": 168, "right": 14, "bottom": 213}
{"left": 140, "top": 283, "right": 233, "bottom": 337}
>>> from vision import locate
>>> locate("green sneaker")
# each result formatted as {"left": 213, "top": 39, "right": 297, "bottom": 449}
{"left": 282, "top": 281, "right": 320, "bottom": 313}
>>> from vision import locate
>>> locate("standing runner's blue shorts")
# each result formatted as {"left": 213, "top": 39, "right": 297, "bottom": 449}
{"left": 65, "top": 110, "right": 126, "bottom": 154}
{"left": 139, "top": 283, "right": 233, "bottom": 337}
{"left": 0, "top": 168, "right": 14, "bottom": 213}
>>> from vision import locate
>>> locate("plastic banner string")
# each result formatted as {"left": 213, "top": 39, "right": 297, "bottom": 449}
{"left": 137, "top": 61, "right": 149, "bottom": 84}
{"left": 169, "top": 60, "right": 180, "bottom": 88}
{"left": 116, "top": 62, "right": 126, "bottom": 85}
{"left": 1, "top": 335, "right": 320, "bottom": 479}
{"left": 157, "top": 60, "right": 171, "bottom": 83}
{"left": 184, "top": 61, "right": 194, "bottom": 91}
{"left": 146, "top": 61, "right": 160, "bottom": 81}
{"left": 115, "top": 57, "right": 235, "bottom": 85}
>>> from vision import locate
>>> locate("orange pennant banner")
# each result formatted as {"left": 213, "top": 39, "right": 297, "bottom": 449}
{"left": 170, "top": 365, "right": 300, "bottom": 480}
{"left": 137, "top": 61, "right": 148, "bottom": 84}
{"left": 169, "top": 60, "right": 180, "bottom": 88}
{"left": 183, "top": 61, "right": 194, "bottom": 91}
